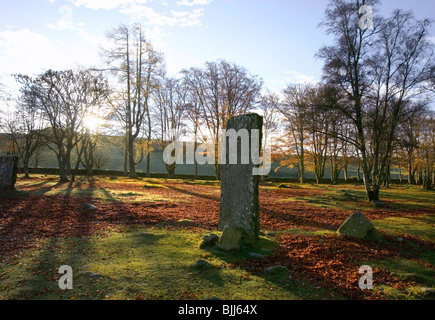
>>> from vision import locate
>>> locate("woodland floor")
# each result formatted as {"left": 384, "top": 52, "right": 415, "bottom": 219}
{"left": 0, "top": 175, "right": 434, "bottom": 300}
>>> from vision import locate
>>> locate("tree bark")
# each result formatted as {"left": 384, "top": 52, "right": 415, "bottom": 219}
{"left": 128, "top": 135, "right": 138, "bottom": 179}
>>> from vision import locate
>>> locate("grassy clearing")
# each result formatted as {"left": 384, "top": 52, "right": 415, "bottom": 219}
{"left": 368, "top": 257, "right": 435, "bottom": 300}
{"left": 278, "top": 188, "right": 370, "bottom": 211}
{"left": 43, "top": 187, "right": 184, "bottom": 203}
{"left": 2, "top": 175, "right": 434, "bottom": 300}
{"left": 274, "top": 182, "right": 435, "bottom": 212}
{"left": 10, "top": 175, "right": 188, "bottom": 203}
{"left": 275, "top": 228, "right": 334, "bottom": 237}
{"left": 373, "top": 215, "right": 435, "bottom": 242}
{"left": 362, "top": 214, "right": 434, "bottom": 300}
{"left": 381, "top": 185, "right": 435, "bottom": 209}
{"left": 0, "top": 229, "right": 323, "bottom": 300}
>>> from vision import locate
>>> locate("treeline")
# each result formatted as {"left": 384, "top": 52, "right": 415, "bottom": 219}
{"left": 266, "top": 83, "right": 435, "bottom": 192}
{"left": 313, "top": 0, "right": 435, "bottom": 200}
{"left": 0, "top": 0, "right": 434, "bottom": 202}
{"left": 266, "top": 0, "right": 435, "bottom": 201}
{"left": 1, "top": 23, "right": 264, "bottom": 182}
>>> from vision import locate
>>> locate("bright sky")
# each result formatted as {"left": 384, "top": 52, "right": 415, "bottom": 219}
{"left": 1, "top": 0, "right": 434, "bottom": 96}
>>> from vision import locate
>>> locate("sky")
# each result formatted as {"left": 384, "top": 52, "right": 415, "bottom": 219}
{"left": 1, "top": 0, "right": 435, "bottom": 96}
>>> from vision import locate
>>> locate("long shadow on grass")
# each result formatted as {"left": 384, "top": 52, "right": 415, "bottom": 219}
{"left": 0, "top": 177, "right": 114, "bottom": 258}
{"left": 165, "top": 185, "right": 220, "bottom": 202}
{"left": 1, "top": 176, "right": 146, "bottom": 299}
{"left": 0, "top": 179, "right": 66, "bottom": 199}
{"left": 188, "top": 264, "right": 225, "bottom": 287}
{"left": 202, "top": 237, "right": 321, "bottom": 299}
{"left": 8, "top": 190, "right": 119, "bottom": 300}
{"left": 0, "top": 196, "right": 49, "bottom": 257}
{"left": 0, "top": 179, "right": 74, "bottom": 258}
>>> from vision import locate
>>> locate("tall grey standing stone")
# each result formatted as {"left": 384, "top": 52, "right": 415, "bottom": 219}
{"left": 0, "top": 156, "right": 19, "bottom": 190}
{"left": 219, "top": 113, "right": 263, "bottom": 248}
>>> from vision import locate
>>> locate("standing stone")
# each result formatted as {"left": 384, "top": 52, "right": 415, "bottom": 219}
{"left": 0, "top": 156, "right": 19, "bottom": 190}
{"left": 337, "top": 211, "right": 381, "bottom": 240}
{"left": 219, "top": 113, "right": 263, "bottom": 248}
{"left": 218, "top": 226, "right": 243, "bottom": 251}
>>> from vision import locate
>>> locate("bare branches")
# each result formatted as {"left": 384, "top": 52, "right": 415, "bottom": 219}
{"left": 182, "top": 60, "right": 262, "bottom": 179}
{"left": 101, "top": 23, "right": 164, "bottom": 178}
{"left": 14, "top": 69, "right": 108, "bottom": 182}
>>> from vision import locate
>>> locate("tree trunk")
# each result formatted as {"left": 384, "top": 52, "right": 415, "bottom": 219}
{"left": 357, "top": 162, "right": 361, "bottom": 181}
{"left": 361, "top": 159, "right": 373, "bottom": 201}
{"left": 194, "top": 139, "right": 198, "bottom": 178}
{"left": 34, "top": 150, "right": 40, "bottom": 168}
{"left": 215, "top": 163, "right": 222, "bottom": 180}
{"left": 86, "top": 139, "right": 94, "bottom": 176}
{"left": 66, "top": 148, "right": 72, "bottom": 176}
{"left": 128, "top": 136, "right": 137, "bottom": 179}
{"left": 299, "top": 140, "right": 304, "bottom": 184}
{"left": 23, "top": 158, "right": 30, "bottom": 178}
{"left": 123, "top": 149, "right": 128, "bottom": 176}
{"left": 408, "top": 159, "right": 414, "bottom": 184}
{"left": 72, "top": 141, "right": 86, "bottom": 182}
{"left": 214, "top": 139, "right": 221, "bottom": 180}
{"left": 146, "top": 143, "right": 151, "bottom": 178}
{"left": 416, "top": 170, "right": 423, "bottom": 185}
{"left": 23, "top": 168, "right": 30, "bottom": 178}
{"left": 58, "top": 156, "right": 69, "bottom": 183}
{"left": 166, "top": 163, "right": 176, "bottom": 179}
{"left": 371, "top": 184, "right": 380, "bottom": 201}
{"left": 423, "top": 174, "right": 432, "bottom": 190}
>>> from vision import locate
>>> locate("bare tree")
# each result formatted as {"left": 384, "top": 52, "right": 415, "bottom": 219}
{"left": 4, "top": 97, "right": 44, "bottom": 178}
{"left": 182, "top": 60, "right": 262, "bottom": 179}
{"left": 15, "top": 69, "right": 108, "bottom": 182}
{"left": 259, "top": 91, "right": 279, "bottom": 180}
{"left": 102, "top": 23, "right": 164, "bottom": 179}
{"left": 367, "top": 9, "right": 435, "bottom": 196}
{"left": 278, "top": 84, "right": 312, "bottom": 183}
{"left": 259, "top": 91, "right": 279, "bottom": 150}
{"left": 94, "top": 149, "right": 112, "bottom": 171}
{"left": 183, "top": 86, "right": 202, "bottom": 178}
{"left": 414, "top": 111, "right": 435, "bottom": 189}
{"left": 153, "top": 76, "right": 187, "bottom": 178}
{"left": 306, "top": 85, "right": 334, "bottom": 184}
{"left": 317, "top": 0, "right": 380, "bottom": 198}
{"left": 317, "top": 0, "right": 435, "bottom": 200}
{"left": 396, "top": 102, "right": 428, "bottom": 184}
{"left": 0, "top": 82, "right": 11, "bottom": 136}
{"left": 80, "top": 102, "right": 111, "bottom": 176}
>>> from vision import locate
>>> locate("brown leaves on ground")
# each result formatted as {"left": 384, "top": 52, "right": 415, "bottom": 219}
{"left": 1, "top": 177, "right": 434, "bottom": 299}
{"left": 237, "top": 232, "right": 434, "bottom": 299}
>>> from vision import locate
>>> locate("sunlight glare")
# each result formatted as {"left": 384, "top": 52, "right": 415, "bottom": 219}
{"left": 84, "top": 115, "right": 103, "bottom": 132}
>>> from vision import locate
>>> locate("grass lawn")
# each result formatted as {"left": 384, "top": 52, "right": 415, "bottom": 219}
{"left": 0, "top": 175, "right": 434, "bottom": 300}
{"left": 0, "top": 229, "right": 324, "bottom": 300}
